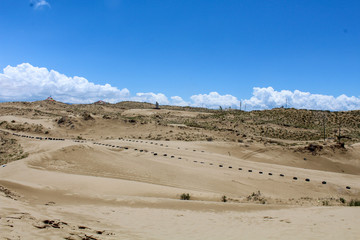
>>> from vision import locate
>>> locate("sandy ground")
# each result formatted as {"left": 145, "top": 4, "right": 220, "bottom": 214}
{"left": 1, "top": 194, "right": 359, "bottom": 240}
{"left": 1, "top": 111, "right": 360, "bottom": 239}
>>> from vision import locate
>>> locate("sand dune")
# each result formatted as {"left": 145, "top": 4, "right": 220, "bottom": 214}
{"left": 1, "top": 102, "right": 360, "bottom": 239}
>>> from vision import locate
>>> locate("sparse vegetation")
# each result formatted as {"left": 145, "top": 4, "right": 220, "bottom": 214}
{"left": 221, "top": 195, "right": 227, "bottom": 202}
{"left": 0, "top": 131, "right": 28, "bottom": 164}
{"left": 180, "top": 193, "right": 191, "bottom": 200}
{"left": 206, "top": 136, "right": 213, "bottom": 141}
{"left": 348, "top": 199, "right": 360, "bottom": 206}
{"left": 247, "top": 191, "right": 266, "bottom": 204}
{"left": 82, "top": 112, "right": 94, "bottom": 121}
{"left": 7, "top": 100, "right": 359, "bottom": 143}
{"left": 0, "top": 120, "right": 48, "bottom": 134}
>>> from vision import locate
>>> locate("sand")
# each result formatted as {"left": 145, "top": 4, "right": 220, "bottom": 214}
{"left": 1, "top": 104, "right": 360, "bottom": 239}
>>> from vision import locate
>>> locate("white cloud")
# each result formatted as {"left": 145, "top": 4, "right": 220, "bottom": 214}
{"left": 132, "top": 92, "right": 169, "bottom": 105}
{"left": 170, "top": 96, "right": 188, "bottom": 106}
{"left": 1, "top": 63, "right": 360, "bottom": 111}
{"left": 31, "top": 0, "right": 50, "bottom": 9}
{"left": 190, "top": 92, "right": 239, "bottom": 109}
{"left": 243, "top": 87, "right": 360, "bottom": 111}
{"left": 188, "top": 88, "right": 360, "bottom": 111}
{"left": 0, "top": 63, "right": 129, "bottom": 103}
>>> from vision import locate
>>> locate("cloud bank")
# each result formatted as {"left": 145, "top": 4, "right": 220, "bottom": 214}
{"left": 1, "top": 63, "right": 359, "bottom": 111}
{"left": 30, "top": 0, "right": 50, "bottom": 9}
{"left": 243, "top": 87, "right": 360, "bottom": 111}
{"left": 0, "top": 63, "right": 130, "bottom": 104}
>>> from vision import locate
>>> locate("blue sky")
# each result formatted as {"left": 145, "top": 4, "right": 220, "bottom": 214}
{"left": 0, "top": 0, "right": 359, "bottom": 110}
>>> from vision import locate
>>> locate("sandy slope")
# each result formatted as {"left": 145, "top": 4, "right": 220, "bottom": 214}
{"left": 1, "top": 193, "right": 360, "bottom": 240}
{"left": 1, "top": 111, "right": 360, "bottom": 239}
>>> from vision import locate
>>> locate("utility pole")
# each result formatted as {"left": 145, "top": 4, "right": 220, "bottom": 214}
{"left": 239, "top": 101, "right": 242, "bottom": 111}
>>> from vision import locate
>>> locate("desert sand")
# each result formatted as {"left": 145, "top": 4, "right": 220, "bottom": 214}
{"left": 1, "top": 100, "right": 360, "bottom": 239}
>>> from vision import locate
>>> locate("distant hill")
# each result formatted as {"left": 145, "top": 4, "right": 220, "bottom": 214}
{"left": 0, "top": 100, "right": 359, "bottom": 143}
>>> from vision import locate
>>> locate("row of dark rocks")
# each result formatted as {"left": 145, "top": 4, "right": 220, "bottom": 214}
{"left": 12, "top": 133, "right": 65, "bottom": 141}
{"left": 194, "top": 161, "right": 352, "bottom": 190}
